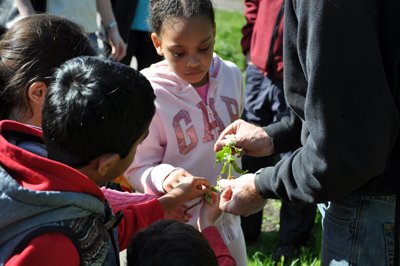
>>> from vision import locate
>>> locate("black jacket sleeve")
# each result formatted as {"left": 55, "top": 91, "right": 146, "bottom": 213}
{"left": 254, "top": 0, "right": 400, "bottom": 204}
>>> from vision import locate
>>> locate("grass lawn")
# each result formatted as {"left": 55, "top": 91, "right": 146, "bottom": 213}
{"left": 245, "top": 200, "right": 322, "bottom": 266}
{"left": 214, "top": 9, "right": 246, "bottom": 74}
{"left": 214, "top": 9, "right": 323, "bottom": 266}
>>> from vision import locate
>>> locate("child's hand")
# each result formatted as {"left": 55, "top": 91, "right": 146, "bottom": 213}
{"left": 158, "top": 175, "right": 210, "bottom": 213}
{"left": 163, "top": 169, "right": 196, "bottom": 192}
{"left": 167, "top": 203, "right": 193, "bottom": 223}
{"left": 171, "top": 175, "right": 211, "bottom": 203}
{"left": 198, "top": 192, "right": 222, "bottom": 232}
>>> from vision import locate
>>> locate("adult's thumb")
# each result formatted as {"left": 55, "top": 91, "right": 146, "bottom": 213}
{"left": 214, "top": 140, "right": 226, "bottom": 152}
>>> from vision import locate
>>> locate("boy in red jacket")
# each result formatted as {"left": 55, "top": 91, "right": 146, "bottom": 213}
{"left": 0, "top": 56, "right": 210, "bottom": 265}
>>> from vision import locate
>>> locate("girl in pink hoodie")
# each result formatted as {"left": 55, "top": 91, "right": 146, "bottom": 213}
{"left": 124, "top": 0, "right": 247, "bottom": 265}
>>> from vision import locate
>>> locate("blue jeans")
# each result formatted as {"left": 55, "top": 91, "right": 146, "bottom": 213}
{"left": 242, "top": 64, "right": 286, "bottom": 126}
{"left": 318, "top": 193, "right": 395, "bottom": 266}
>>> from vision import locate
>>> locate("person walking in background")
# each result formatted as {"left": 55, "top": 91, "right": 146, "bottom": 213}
{"left": 240, "top": 0, "right": 316, "bottom": 261}
{"left": 100, "top": 0, "right": 163, "bottom": 70}
{"left": 13, "top": 0, "right": 126, "bottom": 61}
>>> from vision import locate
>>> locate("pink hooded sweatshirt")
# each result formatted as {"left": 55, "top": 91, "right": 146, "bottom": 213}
{"left": 125, "top": 53, "right": 245, "bottom": 244}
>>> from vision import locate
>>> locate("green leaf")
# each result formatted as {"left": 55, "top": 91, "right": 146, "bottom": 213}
{"left": 214, "top": 149, "right": 226, "bottom": 165}
{"left": 234, "top": 146, "right": 243, "bottom": 154}
{"left": 205, "top": 192, "right": 213, "bottom": 203}
{"left": 222, "top": 146, "right": 232, "bottom": 155}
{"left": 232, "top": 162, "right": 248, "bottom": 175}
{"left": 221, "top": 160, "right": 230, "bottom": 174}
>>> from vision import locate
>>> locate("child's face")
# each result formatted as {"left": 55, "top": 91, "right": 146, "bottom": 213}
{"left": 152, "top": 14, "right": 215, "bottom": 88}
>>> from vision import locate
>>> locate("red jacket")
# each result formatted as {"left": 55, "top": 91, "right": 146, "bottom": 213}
{"left": 241, "top": 0, "right": 285, "bottom": 78}
{"left": 0, "top": 121, "right": 164, "bottom": 266}
{"left": 203, "top": 226, "right": 237, "bottom": 266}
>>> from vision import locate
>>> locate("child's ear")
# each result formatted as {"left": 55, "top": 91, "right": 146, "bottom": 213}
{"left": 97, "top": 153, "right": 120, "bottom": 176}
{"left": 28, "top": 82, "right": 48, "bottom": 106}
{"left": 151, "top": 33, "right": 164, "bottom": 56}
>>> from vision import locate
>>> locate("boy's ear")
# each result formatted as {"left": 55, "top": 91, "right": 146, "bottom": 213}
{"left": 97, "top": 153, "right": 120, "bottom": 176}
{"left": 151, "top": 33, "right": 164, "bottom": 56}
{"left": 28, "top": 82, "right": 48, "bottom": 106}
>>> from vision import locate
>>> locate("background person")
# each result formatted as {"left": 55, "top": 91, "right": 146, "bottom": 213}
{"left": 13, "top": 0, "right": 126, "bottom": 61}
{"left": 214, "top": 0, "right": 399, "bottom": 265}
{"left": 99, "top": 0, "right": 163, "bottom": 69}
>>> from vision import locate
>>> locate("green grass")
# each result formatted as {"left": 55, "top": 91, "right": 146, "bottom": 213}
{"left": 245, "top": 200, "right": 322, "bottom": 266}
{"left": 214, "top": 9, "right": 246, "bottom": 73}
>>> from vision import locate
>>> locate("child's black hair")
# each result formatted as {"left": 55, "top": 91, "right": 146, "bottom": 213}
{"left": 126, "top": 219, "right": 219, "bottom": 266}
{"left": 149, "top": 0, "right": 215, "bottom": 36}
{"left": 42, "top": 56, "right": 156, "bottom": 168}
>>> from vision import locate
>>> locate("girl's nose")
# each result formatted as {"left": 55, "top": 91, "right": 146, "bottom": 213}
{"left": 187, "top": 55, "right": 200, "bottom": 66}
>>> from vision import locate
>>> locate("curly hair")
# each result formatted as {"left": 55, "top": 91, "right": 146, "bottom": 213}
{"left": 149, "top": 0, "right": 215, "bottom": 36}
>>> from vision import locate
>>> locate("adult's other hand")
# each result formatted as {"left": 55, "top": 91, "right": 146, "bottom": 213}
{"left": 218, "top": 174, "right": 267, "bottom": 216}
{"left": 214, "top": 119, "right": 274, "bottom": 157}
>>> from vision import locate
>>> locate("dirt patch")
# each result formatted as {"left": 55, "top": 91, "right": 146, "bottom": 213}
{"left": 261, "top": 199, "right": 281, "bottom": 233}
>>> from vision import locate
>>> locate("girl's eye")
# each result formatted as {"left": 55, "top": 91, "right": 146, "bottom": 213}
{"left": 200, "top": 46, "right": 210, "bottom": 52}
{"left": 173, "top": 52, "right": 183, "bottom": 57}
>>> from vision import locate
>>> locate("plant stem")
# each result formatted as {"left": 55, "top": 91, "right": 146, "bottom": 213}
{"left": 228, "top": 162, "right": 232, "bottom": 180}
{"left": 184, "top": 198, "right": 203, "bottom": 214}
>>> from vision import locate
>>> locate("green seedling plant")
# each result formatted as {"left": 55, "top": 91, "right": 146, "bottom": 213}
{"left": 214, "top": 134, "right": 248, "bottom": 178}
{"left": 185, "top": 134, "right": 248, "bottom": 213}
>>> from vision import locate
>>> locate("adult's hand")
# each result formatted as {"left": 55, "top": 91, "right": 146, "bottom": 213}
{"left": 214, "top": 119, "right": 274, "bottom": 157}
{"left": 96, "top": 0, "right": 127, "bottom": 61}
{"left": 218, "top": 174, "right": 267, "bottom": 216}
{"left": 14, "top": 0, "right": 35, "bottom": 16}
{"left": 108, "top": 28, "right": 127, "bottom": 62}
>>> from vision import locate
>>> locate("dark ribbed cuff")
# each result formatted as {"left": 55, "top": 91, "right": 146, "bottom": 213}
{"left": 254, "top": 168, "right": 269, "bottom": 199}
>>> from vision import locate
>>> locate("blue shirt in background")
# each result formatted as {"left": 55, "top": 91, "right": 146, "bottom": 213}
{"left": 131, "top": 0, "right": 151, "bottom": 32}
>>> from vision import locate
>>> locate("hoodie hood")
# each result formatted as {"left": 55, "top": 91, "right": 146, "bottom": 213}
{"left": 0, "top": 120, "right": 105, "bottom": 251}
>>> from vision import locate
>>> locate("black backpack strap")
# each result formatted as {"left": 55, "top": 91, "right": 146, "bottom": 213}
{"left": 9, "top": 226, "right": 84, "bottom": 266}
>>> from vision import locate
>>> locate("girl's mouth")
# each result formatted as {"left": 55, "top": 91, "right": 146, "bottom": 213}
{"left": 186, "top": 69, "right": 202, "bottom": 76}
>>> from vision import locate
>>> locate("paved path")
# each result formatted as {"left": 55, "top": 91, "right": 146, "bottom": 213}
{"left": 214, "top": 0, "right": 245, "bottom": 13}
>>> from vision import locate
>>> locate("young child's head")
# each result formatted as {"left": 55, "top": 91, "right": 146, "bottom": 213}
{"left": 126, "top": 219, "right": 219, "bottom": 266}
{"left": 0, "top": 14, "right": 96, "bottom": 126}
{"left": 149, "top": 0, "right": 216, "bottom": 88}
{"left": 42, "top": 56, "right": 156, "bottom": 184}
